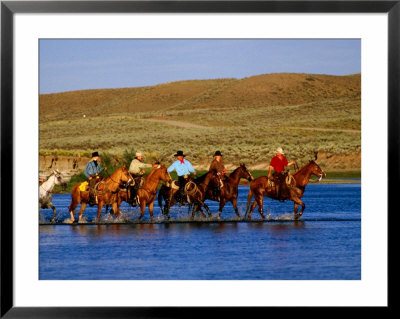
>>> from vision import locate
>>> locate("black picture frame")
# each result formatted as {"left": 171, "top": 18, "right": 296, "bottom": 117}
{"left": 1, "top": 1, "right": 395, "bottom": 317}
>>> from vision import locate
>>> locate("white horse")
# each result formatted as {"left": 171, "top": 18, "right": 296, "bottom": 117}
{"left": 39, "top": 170, "right": 67, "bottom": 223}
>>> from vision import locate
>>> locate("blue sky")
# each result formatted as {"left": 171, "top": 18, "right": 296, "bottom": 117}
{"left": 39, "top": 39, "right": 361, "bottom": 94}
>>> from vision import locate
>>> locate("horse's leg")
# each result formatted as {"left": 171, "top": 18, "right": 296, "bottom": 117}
{"left": 158, "top": 192, "right": 164, "bottom": 216}
{"left": 292, "top": 198, "right": 305, "bottom": 219}
{"left": 217, "top": 199, "right": 227, "bottom": 220}
{"left": 50, "top": 203, "right": 57, "bottom": 223}
{"left": 112, "top": 201, "right": 120, "bottom": 219}
{"left": 68, "top": 197, "right": 80, "bottom": 224}
{"left": 96, "top": 202, "right": 104, "bottom": 223}
{"left": 164, "top": 199, "right": 170, "bottom": 219}
{"left": 199, "top": 201, "right": 212, "bottom": 218}
{"left": 148, "top": 201, "right": 155, "bottom": 221}
{"left": 232, "top": 198, "right": 241, "bottom": 219}
{"left": 247, "top": 199, "right": 259, "bottom": 220}
{"left": 256, "top": 196, "right": 265, "bottom": 220}
{"left": 190, "top": 202, "right": 204, "bottom": 219}
{"left": 78, "top": 202, "right": 87, "bottom": 223}
{"left": 244, "top": 188, "right": 254, "bottom": 219}
{"left": 136, "top": 200, "right": 146, "bottom": 221}
{"left": 191, "top": 203, "right": 196, "bottom": 219}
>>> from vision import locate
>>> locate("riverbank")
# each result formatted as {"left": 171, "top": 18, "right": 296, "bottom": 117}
{"left": 49, "top": 169, "right": 360, "bottom": 194}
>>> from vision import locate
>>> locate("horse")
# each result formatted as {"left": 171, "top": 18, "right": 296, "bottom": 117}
{"left": 245, "top": 160, "right": 326, "bottom": 220}
{"left": 202, "top": 163, "right": 253, "bottom": 220}
{"left": 68, "top": 165, "right": 133, "bottom": 223}
{"left": 158, "top": 170, "right": 219, "bottom": 220}
{"left": 118, "top": 165, "right": 172, "bottom": 222}
{"left": 39, "top": 170, "right": 67, "bottom": 223}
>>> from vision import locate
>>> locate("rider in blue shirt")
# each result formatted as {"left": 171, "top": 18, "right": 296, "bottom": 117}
{"left": 167, "top": 151, "right": 196, "bottom": 205}
{"left": 84, "top": 151, "right": 107, "bottom": 205}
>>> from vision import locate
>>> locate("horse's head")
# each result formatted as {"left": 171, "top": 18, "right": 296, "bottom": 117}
{"left": 120, "top": 165, "right": 134, "bottom": 185}
{"left": 157, "top": 165, "right": 172, "bottom": 184}
{"left": 239, "top": 163, "right": 254, "bottom": 181}
{"left": 309, "top": 160, "right": 326, "bottom": 181}
{"left": 52, "top": 170, "right": 67, "bottom": 189}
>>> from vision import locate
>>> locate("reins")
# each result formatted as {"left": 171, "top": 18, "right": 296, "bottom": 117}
{"left": 94, "top": 167, "right": 133, "bottom": 196}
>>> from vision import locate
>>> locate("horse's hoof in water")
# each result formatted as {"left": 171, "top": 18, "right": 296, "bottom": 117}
{"left": 50, "top": 218, "right": 56, "bottom": 224}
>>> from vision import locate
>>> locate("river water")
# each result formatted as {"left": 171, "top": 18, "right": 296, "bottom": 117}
{"left": 39, "top": 183, "right": 361, "bottom": 280}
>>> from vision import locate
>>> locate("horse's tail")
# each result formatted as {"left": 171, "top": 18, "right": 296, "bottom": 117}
{"left": 245, "top": 187, "right": 253, "bottom": 218}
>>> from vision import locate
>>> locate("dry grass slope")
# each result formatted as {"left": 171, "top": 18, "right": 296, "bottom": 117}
{"left": 39, "top": 73, "right": 361, "bottom": 171}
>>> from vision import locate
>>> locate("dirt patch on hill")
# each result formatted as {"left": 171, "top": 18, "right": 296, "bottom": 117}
{"left": 140, "top": 118, "right": 207, "bottom": 129}
{"left": 39, "top": 155, "right": 90, "bottom": 181}
{"left": 316, "top": 152, "right": 361, "bottom": 170}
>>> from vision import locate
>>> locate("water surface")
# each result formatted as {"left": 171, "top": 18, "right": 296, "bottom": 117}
{"left": 39, "top": 183, "right": 361, "bottom": 280}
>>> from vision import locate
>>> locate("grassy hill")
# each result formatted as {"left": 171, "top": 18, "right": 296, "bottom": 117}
{"left": 39, "top": 73, "right": 361, "bottom": 171}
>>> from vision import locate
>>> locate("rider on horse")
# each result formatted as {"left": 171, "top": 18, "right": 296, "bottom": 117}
{"left": 167, "top": 150, "right": 197, "bottom": 206}
{"left": 208, "top": 150, "right": 226, "bottom": 201}
{"left": 267, "top": 147, "right": 296, "bottom": 200}
{"left": 128, "top": 152, "right": 155, "bottom": 204}
{"left": 84, "top": 151, "right": 107, "bottom": 205}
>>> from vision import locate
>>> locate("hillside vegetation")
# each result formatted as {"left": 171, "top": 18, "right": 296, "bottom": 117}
{"left": 39, "top": 73, "right": 361, "bottom": 171}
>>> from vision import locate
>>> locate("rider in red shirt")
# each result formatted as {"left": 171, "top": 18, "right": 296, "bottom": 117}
{"left": 267, "top": 147, "right": 297, "bottom": 200}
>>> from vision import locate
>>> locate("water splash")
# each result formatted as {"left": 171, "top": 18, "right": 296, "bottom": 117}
{"left": 38, "top": 213, "right": 47, "bottom": 224}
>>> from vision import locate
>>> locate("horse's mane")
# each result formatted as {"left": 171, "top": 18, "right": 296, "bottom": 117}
{"left": 229, "top": 164, "right": 247, "bottom": 177}
{"left": 229, "top": 166, "right": 241, "bottom": 177}
{"left": 108, "top": 166, "right": 123, "bottom": 179}
{"left": 293, "top": 160, "right": 315, "bottom": 176}
{"left": 145, "top": 165, "right": 166, "bottom": 181}
{"left": 196, "top": 170, "right": 216, "bottom": 183}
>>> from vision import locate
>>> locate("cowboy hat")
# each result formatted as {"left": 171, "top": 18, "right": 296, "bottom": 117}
{"left": 276, "top": 147, "right": 284, "bottom": 155}
{"left": 136, "top": 152, "right": 143, "bottom": 157}
{"left": 213, "top": 150, "right": 223, "bottom": 157}
{"left": 91, "top": 151, "right": 99, "bottom": 158}
{"left": 174, "top": 150, "right": 186, "bottom": 157}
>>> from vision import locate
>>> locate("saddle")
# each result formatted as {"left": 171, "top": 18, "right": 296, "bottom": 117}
{"left": 268, "top": 172, "right": 296, "bottom": 188}
{"left": 269, "top": 171, "right": 296, "bottom": 201}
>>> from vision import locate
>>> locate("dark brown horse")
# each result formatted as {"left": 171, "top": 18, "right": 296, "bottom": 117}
{"left": 158, "top": 170, "right": 219, "bottom": 220}
{"left": 202, "top": 163, "right": 253, "bottom": 220}
{"left": 68, "top": 165, "right": 133, "bottom": 223}
{"left": 118, "top": 165, "right": 172, "bottom": 222}
{"left": 245, "top": 160, "right": 326, "bottom": 220}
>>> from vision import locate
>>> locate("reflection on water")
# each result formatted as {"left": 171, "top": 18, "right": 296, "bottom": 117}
{"left": 40, "top": 184, "right": 361, "bottom": 280}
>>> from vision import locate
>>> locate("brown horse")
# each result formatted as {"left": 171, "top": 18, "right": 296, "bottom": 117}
{"left": 118, "top": 165, "right": 172, "bottom": 222}
{"left": 158, "top": 170, "right": 219, "bottom": 220}
{"left": 68, "top": 165, "right": 133, "bottom": 223}
{"left": 245, "top": 160, "right": 326, "bottom": 220}
{"left": 202, "top": 163, "right": 253, "bottom": 220}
